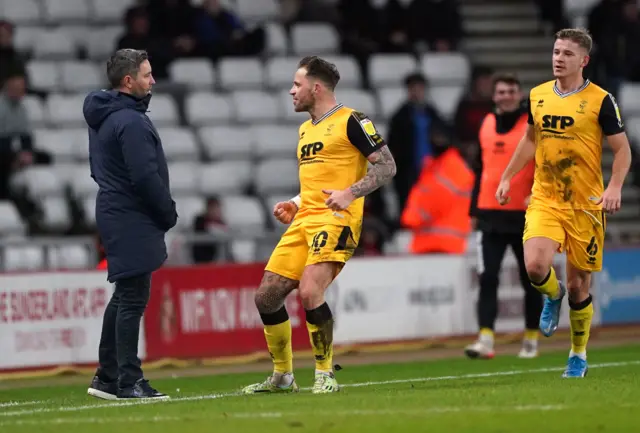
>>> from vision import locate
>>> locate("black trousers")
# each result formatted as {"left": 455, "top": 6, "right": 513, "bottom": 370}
{"left": 96, "top": 273, "right": 151, "bottom": 388}
{"left": 477, "top": 232, "right": 543, "bottom": 331}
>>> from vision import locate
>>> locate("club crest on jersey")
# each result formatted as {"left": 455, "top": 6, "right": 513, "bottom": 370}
{"left": 577, "top": 100, "right": 587, "bottom": 114}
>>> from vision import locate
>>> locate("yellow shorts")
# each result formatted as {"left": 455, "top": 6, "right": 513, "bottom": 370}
{"left": 265, "top": 219, "right": 360, "bottom": 281}
{"left": 523, "top": 203, "right": 606, "bottom": 272}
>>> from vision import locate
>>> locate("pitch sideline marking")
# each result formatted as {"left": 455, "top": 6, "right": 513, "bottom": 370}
{"left": 0, "top": 401, "right": 47, "bottom": 409}
{"left": 1, "top": 360, "right": 639, "bottom": 418}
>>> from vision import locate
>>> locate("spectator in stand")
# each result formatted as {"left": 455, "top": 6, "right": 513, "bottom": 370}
{"left": 0, "top": 74, "right": 51, "bottom": 200}
{"left": 192, "top": 196, "right": 230, "bottom": 263}
{"left": 193, "top": 0, "right": 265, "bottom": 59}
{"left": 387, "top": 72, "right": 449, "bottom": 212}
{"left": 147, "top": 0, "right": 199, "bottom": 59}
{"left": 407, "top": 0, "right": 462, "bottom": 52}
{"left": 0, "top": 20, "right": 26, "bottom": 88}
{"left": 534, "top": 0, "right": 570, "bottom": 35}
{"left": 454, "top": 66, "right": 495, "bottom": 165}
{"left": 117, "top": 7, "right": 173, "bottom": 80}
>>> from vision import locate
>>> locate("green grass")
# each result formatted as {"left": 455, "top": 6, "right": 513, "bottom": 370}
{"left": 1, "top": 344, "right": 639, "bottom": 433}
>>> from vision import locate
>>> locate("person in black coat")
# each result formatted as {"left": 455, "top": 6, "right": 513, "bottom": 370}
{"left": 83, "top": 49, "right": 177, "bottom": 400}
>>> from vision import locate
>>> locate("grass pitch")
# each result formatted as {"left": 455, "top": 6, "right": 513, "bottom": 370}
{"left": 0, "top": 344, "right": 639, "bottom": 433}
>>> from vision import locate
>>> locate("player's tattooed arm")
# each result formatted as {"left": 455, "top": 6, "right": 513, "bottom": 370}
{"left": 349, "top": 146, "right": 397, "bottom": 198}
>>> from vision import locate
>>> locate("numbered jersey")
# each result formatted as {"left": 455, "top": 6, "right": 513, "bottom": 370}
{"left": 528, "top": 79, "right": 624, "bottom": 210}
{"left": 296, "top": 104, "right": 385, "bottom": 226}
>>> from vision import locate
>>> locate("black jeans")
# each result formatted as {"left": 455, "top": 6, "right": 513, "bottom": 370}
{"left": 477, "top": 232, "right": 543, "bottom": 331}
{"left": 97, "top": 273, "right": 151, "bottom": 388}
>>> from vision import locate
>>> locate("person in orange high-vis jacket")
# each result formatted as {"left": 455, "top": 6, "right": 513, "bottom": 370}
{"left": 465, "top": 73, "right": 542, "bottom": 361}
{"left": 401, "top": 147, "right": 475, "bottom": 254}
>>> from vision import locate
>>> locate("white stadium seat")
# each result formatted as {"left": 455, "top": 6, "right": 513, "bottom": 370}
{"left": 146, "top": 94, "right": 179, "bottom": 126}
{"left": 174, "top": 195, "right": 205, "bottom": 230}
{"left": 265, "top": 22, "right": 288, "bottom": 55}
{"left": 58, "top": 25, "right": 92, "bottom": 52}
{"left": 168, "top": 163, "right": 200, "bottom": 195}
{"left": 235, "top": 0, "right": 280, "bottom": 22}
{"left": 48, "top": 244, "right": 92, "bottom": 270}
{"left": 421, "top": 53, "right": 471, "bottom": 86}
{"left": 265, "top": 57, "right": 299, "bottom": 89}
{"left": 377, "top": 87, "right": 406, "bottom": 119}
{"left": 33, "top": 30, "right": 76, "bottom": 59}
{"left": 14, "top": 26, "right": 44, "bottom": 53}
{"left": 169, "top": 59, "right": 216, "bottom": 89}
{"left": 430, "top": 85, "right": 465, "bottom": 120}
{"left": 46, "top": 94, "right": 87, "bottom": 127}
{"left": 86, "top": 26, "right": 123, "bottom": 60}
{"left": 255, "top": 158, "right": 299, "bottom": 195}
{"left": 41, "top": 197, "right": 71, "bottom": 231}
{"left": 619, "top": 83, "right": 640, "bottom": 115}
{"left": 185, "top": 92, "right": 234, "bottom": 126}
{"left": 26, "top": 61, "right": 61, "bottom": 92}
{"left": 369, "top": 54, "right": 419, "bottom": 88}
{"left": 3, "top": 0, "right": 43, "bottom": 25}
{"left": 232, "top": 91, "right": 282, "bottom": 123}
{"left": 336, "top": 89, "right": 379, "bottom": 119}
{"left": 83, "top": 196, "right": 97, "bottom": 226}
{"left": 251, "top": 125, "right": 297, "bottom": 158}
{"left": 322, "top": 55, "right": 362, "bottom": 88}
{"left": 198, "top": 126, "right": 254, "bottom": 160}
{"left": 198, "top": 161, "right": 253, "bottom": 195}
{"left": 291, "top": 23, "right": 339, "bottom": 55}
{"left": 3, "top": 246, "right": 44, "bottom": 271}
{"left": 89, "top": 0, "right": 135, "bottom": 23}
{"left": 10, "top": 167, "right": 65, "bottom": 199}
{"left": 43, "top": 0, "right": 91, "bottom": 23}
{"left": 230, "top": 239, "right": 257, "bottom": 263}
{"left": 156, "top": 127, "right": 200, "bottom": 161}
{"left": 60, "top": 61, "right": 104, "bottom": 92}
{"left": 218, "top": 58, "right": 264, "bottom": 90}
{"left": 69, "top": 167, "right": 97, "bottom": 200}
{"left": 0, "top": 201, "right": 26, "bottom": 236}
{"left": 23, "top": 95, "right": 46, "bottom": 126}
{"left": 220, "top": 195, "right": 266, "bottom": 231}
{"left": 33, "top": 128, "right": 85, "bottom": 163}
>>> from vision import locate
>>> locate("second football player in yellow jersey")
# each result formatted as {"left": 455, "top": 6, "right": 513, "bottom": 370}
{"left": 496, "top": 28, "right": 632, "bottom": 378}
{"left": 242, "top": 56, "right": 396, "bottom": 395}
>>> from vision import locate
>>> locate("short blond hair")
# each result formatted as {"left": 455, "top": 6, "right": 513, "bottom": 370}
{"left": 555, "top": 28, "right": 593, "bottom": 53}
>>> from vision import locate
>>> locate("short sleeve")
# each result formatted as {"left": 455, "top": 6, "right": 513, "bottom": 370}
{"left": 598, "top": 93, "right": 625, "bottom": 136}
{"left": 527, "top": 91, "right": 534, "bottom": 125}
{"left": 346, "top": 111, "right": 386, "bottom": 157}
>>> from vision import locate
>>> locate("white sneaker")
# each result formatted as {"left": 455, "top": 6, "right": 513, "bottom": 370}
{"left": 517, "top": 341, "right": 539, "bottom": 359}
{"left": 464, "top": 341, "right": 495, "bottom": 359}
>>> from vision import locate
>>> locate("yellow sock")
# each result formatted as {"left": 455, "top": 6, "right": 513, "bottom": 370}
{"left": 306, "top": 320, "right": 334, "bottom": 372}
{"left": 570, "top": 296, "right": 594, "bottom": 355}
{"left": 531, "top": 267, "right": 560, "bottom": 299}
{"left": 264, "top": 320, "right": 293, "bottom": 374}
{"left": 480, "top": 328, "right": 494, "bottom": 338}
{"left": 524, "top": 329, "right": 539, "bottom": 341}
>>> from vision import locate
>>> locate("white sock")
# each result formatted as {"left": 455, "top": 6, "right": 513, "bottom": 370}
{"left": 479, "top": 333, "right": 494, "bottom": 349}
{"left": 569, "top": 350, "right": 587, "bottom": 360}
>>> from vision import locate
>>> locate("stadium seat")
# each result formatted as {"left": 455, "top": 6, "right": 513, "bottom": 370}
{"left": 421, "top": 53, "right": 470, "bottom": 86}
{"left": 430, "top": 85, "right": 465, "bottom": 120}
{"left": 389, "top": 230, "right": 413, "bottom": 254}
{"left": 49, "top": 244, "right": 92, "bottom": 270}
{"left": 89, "top": 0, "right": 134, "bottom": 23}
{"left": 255, "top": 158, "right": 299, "bottom": 195}
{"left": 251, "top": 125, "right": 297, "bottom": 159}
{"left": 336, "top": 89, "right": 379, "bottom": 119}
{"left": 265, "top": 22, "right": 288, "bottom": 55}
{"left": 14, "top": 26, "right": 44, "bottom": 53}
{"left": 45, "top": 94, "right": 87, "bottom": 127}
{"left": 218, "top": 58, "right": 265, "bottom": 90}
{"left": 198, "top": 126, "right": 254, "bottom": 160}
{"left": 185, "top": 92, "right": 234, "bottom": 126}
{"left": 3, "top": 0, "right": 43, "bottom": 25}
{"left": 220, "top": 195, "right": 267, "bottom": 232}
{"left": 198, "top": 161, "right": 253, "bottom": 195}
{"left": 369, "top": 54, "right": 419, "bottom": 88}
{"left": 230, "top": 239, "right": 257, "bottom": 263}
{"left": 23, "top": 95, "right": 46, "bottom": 126}
{"left": 60, "top": 61, "right": 104, "bottom": 92}
{"left": 3, "top": 246, "right": 44, "bottom": 271}
{"left": 156, "top": 127, "right": 200, "bottom": 161}
{"left": 33, "top": 128, "right": 83, "bottom": 162}
{"left": 291, "top": 23, "right": 339, "bottom": 55}
{"left": 174, "top": 195, "right": 205, "bottom": 230}
{"left": 625, "top": 116, "right": 640, "bottom": 143}
{"left": 40, "top": 197, "right": 72, "bottom": 231}
{"left": 168, "top": 163, "right": 200, "bottom": 195}
{"left": 232, "top": 91, "right": 282, "bottom": 123}
{"left": 59, "top": 25, "right": 92, "bottom": 52}
{"left": 33, "top": 30, "right": 76, "bottom": 59}
{"left": 146, "top": 94, "right": 179, "bottom": 126}
{"left": 10, "top": 166, "right": 65, "bottom": 199}
{"left": 26, "top": 61, "right": 61, "bottom": 92}
{"left": 82, "top": 196, "right": 97, "bottom": 226}
{"left": 168, "top": 59, "right": 216, "bottom": 89}
{"left": 619, "top": 83, "right": 640, "bottom": 115}
{"left": 69, "top": 166, "right": 97, "bottom": 200}
{"left": 86, "top": 26, "right": 123, "bottom": 60}
{"left": 265, "top": 57, "right": 300, "bottom": 89}
{"left": 0, "top": 201, "right": 26, "bottom": 236}
{"left": 42, "top": 0, "right": 91, "bottom": 23}
{"left": 322, "top": 55, "right": 362, "bottom": 89}
{"left": 235, "top": 0, "right": 280, "bottom": 22}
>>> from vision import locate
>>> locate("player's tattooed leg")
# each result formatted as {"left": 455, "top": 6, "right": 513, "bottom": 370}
{"left": 254, "top": 271, "right": 299, "bottom": 314}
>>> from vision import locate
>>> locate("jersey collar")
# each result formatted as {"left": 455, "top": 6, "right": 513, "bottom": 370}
{"left": 553, "top": 79, "right": 590, "bottom": 98}
{"left": 312, "top": 103, "right": 344, "bottom": 125}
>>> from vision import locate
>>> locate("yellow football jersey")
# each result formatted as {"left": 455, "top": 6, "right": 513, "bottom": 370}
{"left": 528, "top": 79, "right": 625, "bottom": 210}
{"left": 296, "top": 104, "right": 385, "bottom": 227}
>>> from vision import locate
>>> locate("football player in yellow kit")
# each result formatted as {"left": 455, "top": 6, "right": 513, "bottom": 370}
{"left": 496, "top": 28, "right": 632, "bottom": 378}
{"left": 242, "top": 56, "right": 396, "bottom": 394}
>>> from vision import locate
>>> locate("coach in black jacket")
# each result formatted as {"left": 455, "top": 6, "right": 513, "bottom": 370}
{"left": 83, "top": 49, "right": 177, "bottom": 400}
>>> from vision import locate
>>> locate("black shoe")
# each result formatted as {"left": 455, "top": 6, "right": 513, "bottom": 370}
{"left": 87, "top": 375, "right": 118, "bottom": 401}
{"left": 117, "top": 379, "right": 170, "bottom": 400}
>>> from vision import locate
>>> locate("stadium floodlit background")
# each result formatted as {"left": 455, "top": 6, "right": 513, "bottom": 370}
{"left": 0, "top": 1, "right": 640, "bottom": 432}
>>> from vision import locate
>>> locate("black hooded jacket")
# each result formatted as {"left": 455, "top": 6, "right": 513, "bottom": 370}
{"left": 83, "top": 90, "right": 177, "bottom": 282}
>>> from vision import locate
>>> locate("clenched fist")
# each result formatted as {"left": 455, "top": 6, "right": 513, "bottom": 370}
{"left": 273, "top": 201, "right": 298, "bottom": 224}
